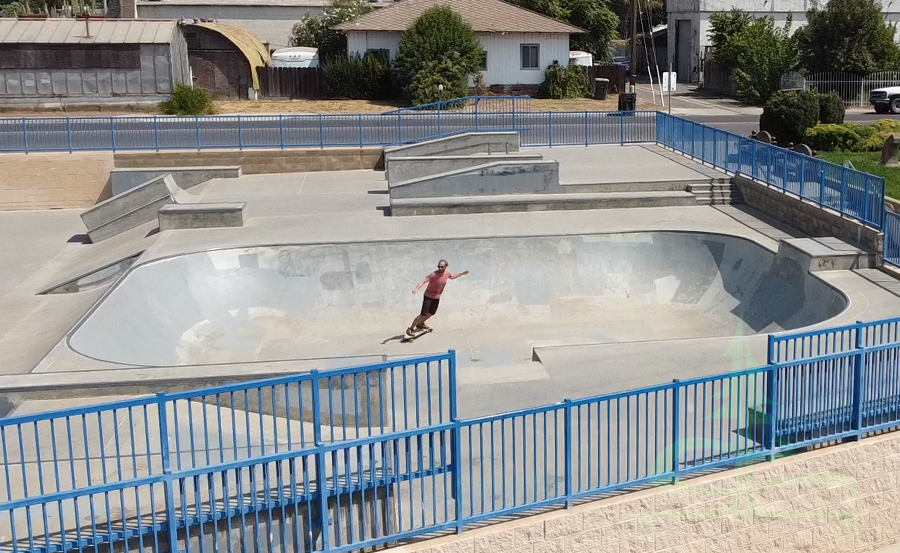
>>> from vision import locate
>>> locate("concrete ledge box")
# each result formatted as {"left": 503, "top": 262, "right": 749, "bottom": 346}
{"left": 390, "top": 160, "right": 561, "bottom": 200}
{"left": 386, "top": 153, "right": 544, "bottom": 185}
{"left": 158, "top": 203, "right": 246, "bottom": 231}
{"left": 110, "top": 166, "right": 241, "bottom": 196}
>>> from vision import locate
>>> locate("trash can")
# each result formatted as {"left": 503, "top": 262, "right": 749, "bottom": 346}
{"left": 593, "top": 78, "right": 609, "bottom": 100}
{"left": 618, "top": 92, "right": 637, "bottom": 111}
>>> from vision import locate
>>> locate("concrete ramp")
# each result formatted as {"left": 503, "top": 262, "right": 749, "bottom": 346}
{"left": 389, "top": 160, "right": 560, "bottom": 200}
{"left": 81, "top": 174, "right": 195, "bottom": 243}
{"left": 386, "top": 153, "right": 544, "bottom": 185}
{"left": 383, "top": 132, "right": 520, "bottom": 181}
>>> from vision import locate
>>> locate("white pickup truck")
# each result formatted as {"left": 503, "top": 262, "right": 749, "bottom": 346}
{"left": 869, "top": 86, "right": 900, "bottom": 113}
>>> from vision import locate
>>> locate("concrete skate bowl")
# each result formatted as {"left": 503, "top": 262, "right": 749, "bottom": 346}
{"left": 66, "top": 232, "right": 848, "bottom": 367}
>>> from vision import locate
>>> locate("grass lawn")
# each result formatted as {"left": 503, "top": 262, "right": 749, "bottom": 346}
{"left": 817, "top": 151, "right": 900, "bottom": 199}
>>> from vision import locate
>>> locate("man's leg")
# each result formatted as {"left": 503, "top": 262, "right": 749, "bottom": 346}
{"left": 408, "top": 297, "right": 437, "bottom": 334}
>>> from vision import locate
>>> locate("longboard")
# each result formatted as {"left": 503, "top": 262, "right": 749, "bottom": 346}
{"left": 401, "top": 328, "right": 433, "bottom": 343}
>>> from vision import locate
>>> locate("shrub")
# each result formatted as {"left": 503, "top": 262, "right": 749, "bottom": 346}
{"left": 324, "top": 54, "right": 393, "bottom": 100}
{"left": 872, "top": 118, "right": 900, "bottom": 134}
{"left": 408, "top": 56, "right": 470, "bottom": 105}
{"left": 759, "top": 89, "right": 819, "bottom": 145}
{"left": 395, "top": 7, "right": 483, "bottom": 103}
{"left": 817, "top": 92, "right": 845, "bottom": 124}
{"left": 158, "top": 83, "right": 216, "bottom": 116}
{"left": 473, "top": 72, "right": 488, "bottom": 96}
{"left": 803, "top": 124, "right": 863, "bottom": 152}
{"left": 538, "top": 61, "right": 589, "bottom": 99}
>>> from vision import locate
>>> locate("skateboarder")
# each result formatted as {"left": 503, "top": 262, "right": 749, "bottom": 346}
{"left": 407, "top": 259, "right": 469, "bottom": 336}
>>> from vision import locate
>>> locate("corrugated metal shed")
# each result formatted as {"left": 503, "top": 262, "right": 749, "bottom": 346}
{"left": 0, "top": 18, "right": 177, "bottom": 44}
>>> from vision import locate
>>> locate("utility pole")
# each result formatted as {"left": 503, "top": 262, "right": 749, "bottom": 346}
{"left": 630, "top": 0, "right": 638, "bottom": 92}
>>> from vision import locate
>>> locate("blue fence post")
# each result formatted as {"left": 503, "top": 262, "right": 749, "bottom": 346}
{"left": 437, "top": 107, "right": 442, "bottom": 138}
{"left": 819, "top": 166, "right": 826, "bottom": 206}
{"left": 109, "top": 118, "right": 116, "bottom": 152}
{"left": 851, "top": 322, "right": 865, "bottom": 439}
{"left": 701, "top": 124, "right": 706, "bottom": 163}
{"left": 619, "top": 112, "right": 624, "bottom": 146}
{"left": 584, "top": 111, "right": 589, "bottom": 146}
{"left": 548, "top": 112, "right": 553, "bottom": 148}
{"left": 157, "top": 392, "right": 180, "bottom": 553}
{"left": 863, "top": 176, "right": 871, "bottom": 224}
{"left": 319, "top": 114, "right": 325, "bottom": 149}
{"left": 310, "top": 370, "right": 330, "bottom": 551}
{"left": 66, "top": 118, "right": 72, "bottom": 153}
{"left": 279, "top": 114, "right": 285, "bottom": 149}
{"left": 153, "top": 116, "right": 159, "bottom": 152}
{"left": 512, "top": 100, "right": 517, "bottom": 131}
{"left": 798, "top": 156, "right": 806, "bottom": 197}
{"left": 563, "top": 398, "right": 573, "bottom": 508}
{"left": 397, "top": 113, "right": 402, "bottom": 144}
{"left": 195, "top": 116, "right": 201, "bottom": 150}
{"left": 474, "top": 101, "right": 479, "bottom": 131}
{"left": 765, "top": 147, "right": 771, "bottom": 184}
{"left": 237, "top": 115, "right": 243, "bottom": 150}
{"left": 21, "top": 118, "right": 28, "bottom": 153}
{"left": 452, "top": 418, "right": 464, "bottom": 533}
{"left": 671, "top": 380, "right": 680, "bottom": 483}
{"left": 751, "top": 140, "right": 757, "bottom": 179}
{"left": 359, "top": 114, "right": 364, "bottom": 147}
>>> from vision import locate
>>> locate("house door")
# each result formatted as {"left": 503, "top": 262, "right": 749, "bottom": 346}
{"left": 675, "top": 20, "right": 692, "bottom": 83}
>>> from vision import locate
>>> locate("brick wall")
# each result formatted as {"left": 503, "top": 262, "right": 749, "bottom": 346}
{"left": 733, "top": 175, "right": 883, "bottom": 256}
{"left": 393, "top": 432, "right": 900, "bottom": 553}
{"left": 113, "top": 147, "right": 385, "bottom": 174}
{"left": 0, "top": 152, "right": 113, "bottom": 210}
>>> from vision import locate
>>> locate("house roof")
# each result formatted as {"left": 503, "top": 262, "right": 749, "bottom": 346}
{"left": 334, "top": 0, "right": 585, "bottom": 34}
{"left": 0, "top": 18, "right": 177, "bottom": 44}
{"left": 136, "top": 0, "right": 333, "bottom": 7}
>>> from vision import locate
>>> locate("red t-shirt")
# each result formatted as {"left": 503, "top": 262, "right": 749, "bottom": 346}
{"left": 424, "top": 271, "right": 451, "bottom": 299}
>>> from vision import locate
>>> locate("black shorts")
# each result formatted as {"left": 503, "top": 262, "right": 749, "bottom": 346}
{"left": 420, "top": 296, "right": 440, "bottom": 316}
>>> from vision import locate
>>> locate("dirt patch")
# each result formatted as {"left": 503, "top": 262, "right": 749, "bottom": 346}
{"left": 1, "top": 96, "right": 655, "bottom": 118}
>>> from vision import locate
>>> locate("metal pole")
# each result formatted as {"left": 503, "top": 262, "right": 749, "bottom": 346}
{"left": 667, "top": 58, "right": 672, "bottom": 116}
{"left": 630, "top": 0, "right": 638, "bottom": 91}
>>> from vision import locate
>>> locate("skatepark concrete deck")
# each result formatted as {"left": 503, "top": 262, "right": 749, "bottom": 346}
{"left": 1, "top": 144, "right": 900, "bottom": 422}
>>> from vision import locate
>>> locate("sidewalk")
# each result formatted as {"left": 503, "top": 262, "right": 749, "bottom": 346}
{"left": 635, "top": 84, "right": 762, "bottom": 116}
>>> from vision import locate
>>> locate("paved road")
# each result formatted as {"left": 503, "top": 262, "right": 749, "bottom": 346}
{"left": 690, "top": 113, "right": 900, "bottom": 138}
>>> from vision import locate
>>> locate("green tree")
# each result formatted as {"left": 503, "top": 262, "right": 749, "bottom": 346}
{"left": 509, "top": 0, "right": 619, "bottom": 58}
{"left": 795, "top": 0, "right": 900, "bottom": 75}
{"left": 289, "top": 0, "right": 373, "bottom": 62}
{"left": 394, "top": 7, "right": 483, "bottom": 104}
{"left": 1, "top": 1, "right": 25, "bottom": 16}
{"left": 708, "top": 8, "right": 753, "bottom": 67}
{"left": 724, "top": 15, "right": 799, "bottom": 104}
{"left": 566, "top": 0, "right": 620, "bottom": 57}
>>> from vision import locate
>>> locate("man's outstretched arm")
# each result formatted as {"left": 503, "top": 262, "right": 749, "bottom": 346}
{"left": 449, "top": 270, "right": 469, "bottom": 279}
{"left": 412, "top": 277, "right": 430, "bottom": 294}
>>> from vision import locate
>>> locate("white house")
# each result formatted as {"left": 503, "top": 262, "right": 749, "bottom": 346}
{"left": 668, "top": 0, "right": 900, "bottom": 83}
{"left": 334, "top": 0, "right": 585, "bottom": 92}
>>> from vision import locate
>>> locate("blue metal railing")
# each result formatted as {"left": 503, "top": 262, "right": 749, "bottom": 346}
{"left": 7, "top": 316, "right": 900, "bottom": 552}
{"left": 656, "top": 112, "right": 886, "bottom": 229}
{"left": 885, "top": 209, "right": 900, "bottom": 268}
{"left": 0, "top": 109, "right": 657, "bottom": 153}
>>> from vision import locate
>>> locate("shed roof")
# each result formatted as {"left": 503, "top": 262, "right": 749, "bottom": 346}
{"left": 0, "top": 18, "right": 177, "bottom": 44}
{"left": 334, "top": 0, "right": 584, "bottom": 34}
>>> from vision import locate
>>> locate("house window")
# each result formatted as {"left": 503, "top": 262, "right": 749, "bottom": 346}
{"left": 521, "top": 44, "right": 539, "bottom": 70}
{"left": 366, "top": 48, "right": 390, "bottom": 63}
{"left": 481, "top": 50, "right": 488, "bottom": 70}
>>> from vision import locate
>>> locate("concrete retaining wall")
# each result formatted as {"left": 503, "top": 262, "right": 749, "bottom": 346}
{"left": 389, "top": 161, "right": 560, "bottom": 200}
{"left": 111, "top": 166, "right": 241, "bottom": 196}
{"left": 0, "top": 151, "right": 113, "bottom": 210}
{"left": 383, "top": 132, "right": 520, "bottom": 181}
{"left": 386, "top": 153, "right": 543, "bottom": 185}
{"left": 733, "top": 175, "right": 883, "bottom": 256}
{"left": 113, "top": 147, "right": 384, "bottom": 174}
{"left": 392, "top": 431, "right": 900, "bottom": 553}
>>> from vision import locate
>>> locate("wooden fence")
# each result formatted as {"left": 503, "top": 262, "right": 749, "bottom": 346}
{"left": 701, "top": 59, "right": 737, "bottom": 96}
{"left": 257, "top": 67, "right": 328, "bottom": 99}
{"left": 585, "top": 64, "right": 627, "bottom": 94}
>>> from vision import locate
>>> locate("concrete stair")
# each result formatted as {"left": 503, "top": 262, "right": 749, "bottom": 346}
{"left": 688, "top": 180, "right": 743, "bottom": 206}
{"left": 390, "top": 191, "right": 698, "bottom": 216}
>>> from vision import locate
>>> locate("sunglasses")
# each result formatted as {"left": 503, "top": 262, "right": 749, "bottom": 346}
{"left": 438, "top": 264, "right": 448, "bottom": 269}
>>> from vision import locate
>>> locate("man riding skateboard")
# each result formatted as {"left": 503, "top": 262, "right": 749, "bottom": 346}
{"left": 407, "top": 259, "right": 469, "bottom": 336}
